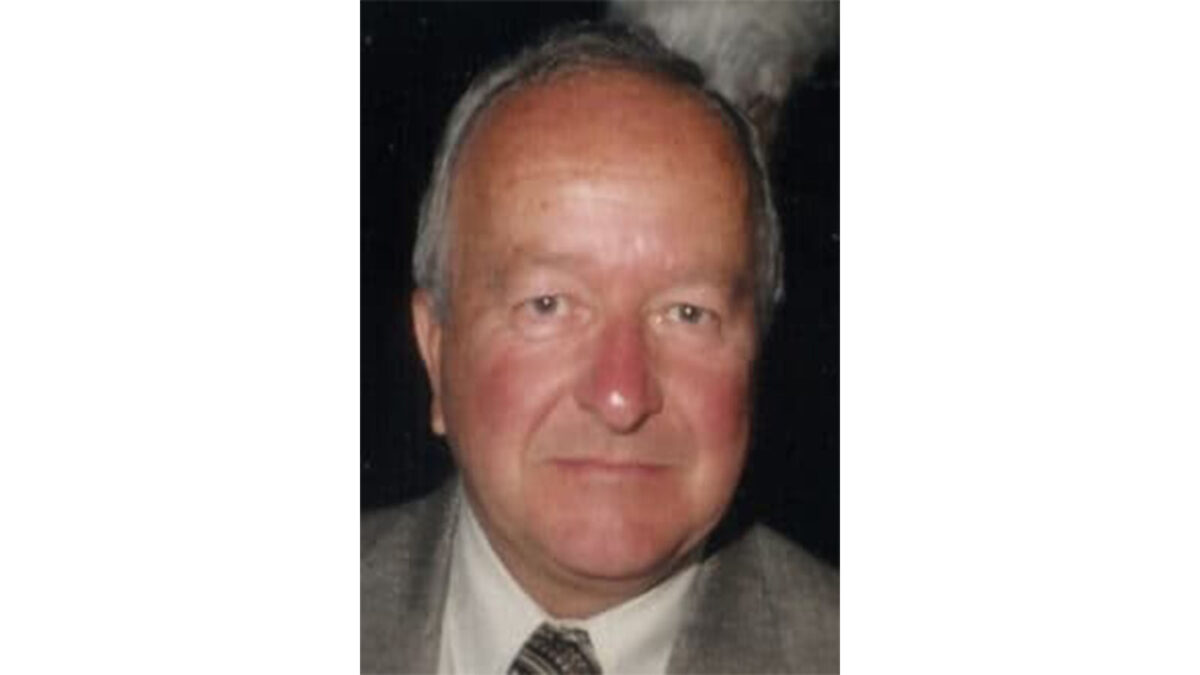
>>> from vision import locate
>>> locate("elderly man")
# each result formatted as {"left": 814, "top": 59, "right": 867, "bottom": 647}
{"left": 362, "top": 23, "right": 838, "bottom": 674}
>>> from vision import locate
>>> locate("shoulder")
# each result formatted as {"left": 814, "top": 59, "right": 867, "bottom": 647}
{"left": 670, "top": 524, "right": 838, "bottom": 673}
{"left": 362, "top": 488, "right": 450, "bottom": 561}
{"left": 361, "top": 482, "right": 459, "bottom": 674}
{"left": 362, "top": 482, "right": 458, "bottom": 590}
{"left": 745, "top": 525, "right": 840, "bottom": 636}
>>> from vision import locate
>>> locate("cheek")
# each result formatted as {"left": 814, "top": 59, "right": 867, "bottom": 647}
{"left": 661, "top": 352, "right": 753, "bottom": 531}
{"left": 444, "top": 336, "right": 577, "bottom": 457}
{"left": 465, "top": 348, "right": 529, "bottom": 431}
{"left": 672, "top": 355, "right": 752, "bottom": 454}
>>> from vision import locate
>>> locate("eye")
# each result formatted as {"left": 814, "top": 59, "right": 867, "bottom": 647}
{"left": 513, "top": 293, "right": 575, "bottom": 327}
{"left": 513, "top": 293, "right": 580, "bottom": 338}
{"left": 666, "top": 303, "right": 712, "bottom": 325}
{"left": 529, "top": 294, "right": 562, "bottom": 316}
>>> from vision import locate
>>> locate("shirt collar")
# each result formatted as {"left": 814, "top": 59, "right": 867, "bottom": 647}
{"left": 568, "top": 555, "right": 698, "bottom": 674}
{"left": 444, "top": 493, "right": 545, "bottom": 675}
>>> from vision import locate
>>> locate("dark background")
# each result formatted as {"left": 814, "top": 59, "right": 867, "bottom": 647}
{"left": 361, "top": 1, "right": 840, "bottom": 566}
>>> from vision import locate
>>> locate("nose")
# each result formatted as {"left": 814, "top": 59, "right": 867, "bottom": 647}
{"left": 574, "top": 318, "right": 664, "bottom": 433}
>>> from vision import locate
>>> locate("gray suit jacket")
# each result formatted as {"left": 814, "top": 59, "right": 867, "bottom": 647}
{"left": 362, "top": 481, "right": 838, "bottom": 674}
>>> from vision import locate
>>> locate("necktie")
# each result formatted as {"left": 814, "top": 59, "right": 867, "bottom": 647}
{"left": 508, "top": 622, "right": 603, "bottom": 675}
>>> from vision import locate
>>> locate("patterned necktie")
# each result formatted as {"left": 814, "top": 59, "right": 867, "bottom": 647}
{"left": 508, "top": 622, "right": 603, "bottom": 675}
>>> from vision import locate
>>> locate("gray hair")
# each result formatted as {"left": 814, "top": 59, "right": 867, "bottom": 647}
{"left": 412, "top": 22, "right": 784, "bottom": 330}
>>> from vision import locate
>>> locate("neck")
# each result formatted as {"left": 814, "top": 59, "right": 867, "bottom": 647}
{"left": 492, "top": 539, "right": 696, "bottom": 619}
{"left": 466, "top": 513, "right": 699, "bottom": 619}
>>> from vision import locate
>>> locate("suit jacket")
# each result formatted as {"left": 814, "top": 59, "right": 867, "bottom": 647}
{"left": 362, "top": 480, "right": 838, "bottom": 674}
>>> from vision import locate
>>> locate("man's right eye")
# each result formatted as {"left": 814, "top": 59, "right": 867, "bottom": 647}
{"left": 515, "top": 294, "right": 572, "bottom": 323}
{"left": 512, "top": 294, "right": 576, "bottom": 337}
{"left": 528, "top": 295, "right": 562, "bottom": 316}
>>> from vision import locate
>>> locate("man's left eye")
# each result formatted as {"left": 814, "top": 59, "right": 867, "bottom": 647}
{"left": 667, "top": 303, "right": 712, "bottom": 325}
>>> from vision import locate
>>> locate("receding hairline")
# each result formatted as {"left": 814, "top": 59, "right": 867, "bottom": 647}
{"left": 447, "top": 65, "right": 754, "bottom": 215}
{"left": 412, "top": 23, "right": 784, "bottom": 330}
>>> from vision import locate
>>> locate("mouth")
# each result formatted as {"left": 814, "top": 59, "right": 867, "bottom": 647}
{"left": 547, "top": 457, "right": 673, "bottom": 476}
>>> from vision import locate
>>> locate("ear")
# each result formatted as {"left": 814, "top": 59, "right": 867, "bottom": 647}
{"left": 411, "top": 289, "right": 446, "bottom": 436}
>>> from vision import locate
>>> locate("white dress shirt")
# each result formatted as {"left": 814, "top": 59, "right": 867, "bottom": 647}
{"left": 438, "top": 492, "right": 699, "bottom": 674}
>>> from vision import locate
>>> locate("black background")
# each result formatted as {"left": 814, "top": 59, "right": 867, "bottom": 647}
{"left": 361, "top": 1, "right": 840, "bottom": 566}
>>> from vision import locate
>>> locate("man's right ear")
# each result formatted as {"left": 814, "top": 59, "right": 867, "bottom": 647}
{"left": 411, "top": 289, "right": 446, "bottom": 436}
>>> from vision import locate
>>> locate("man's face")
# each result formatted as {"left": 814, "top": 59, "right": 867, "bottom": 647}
{"left": 413, "top": 70, "right": 758, "bottom": 600}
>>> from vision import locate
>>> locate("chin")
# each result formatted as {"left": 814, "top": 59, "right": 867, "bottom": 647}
{"left": 537, "top": 506, "right": 701, "bottom": 583}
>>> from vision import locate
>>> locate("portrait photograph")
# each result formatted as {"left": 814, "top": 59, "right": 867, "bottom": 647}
{"left": 362, "top": 2, "right": 840, "bottom": 672}
{"left": 3, "top": 1, "right": 1195, "bottom": 673}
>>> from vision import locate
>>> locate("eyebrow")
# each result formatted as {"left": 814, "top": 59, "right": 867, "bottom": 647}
{"left": 489, "top": 250, "right": 754, "bottom": 302}
{"left": 483, "top": 253, "right": 581, "bottom": 295}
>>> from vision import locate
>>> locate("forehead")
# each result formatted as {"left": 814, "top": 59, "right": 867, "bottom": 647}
{"left": 451, "top": 68, "right": 748, "bottom": 218}
{"left": 445, "top": 69, "right": 752, "bottom": 284}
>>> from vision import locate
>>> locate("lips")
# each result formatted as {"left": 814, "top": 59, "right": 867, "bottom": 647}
{"left": 547, "top": 457, "right": 673, "bottom": 474}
